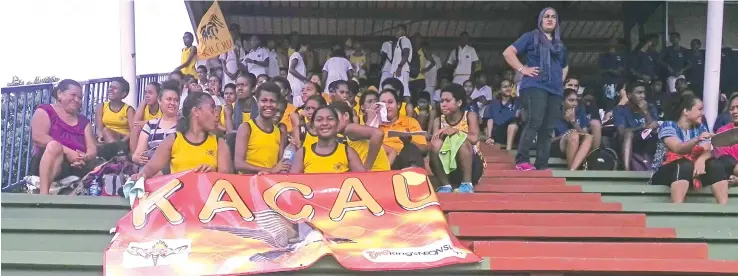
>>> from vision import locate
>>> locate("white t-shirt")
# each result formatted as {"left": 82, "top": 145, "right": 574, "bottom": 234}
{"left": 471, "top": 85, "right": 493, "bottom": 110}
{"left": 322, "top": 57, "right": 353, "bottom": 92}
{"left": 391, "top": 36, "right": 412, "bottom": 73}
{"left": 432, "top": 89, "right": 442, "bottom": 103}
{"left": 243, "top": 47, "right": 270, "bottom": 77}
{"left": 425, "top": 53, "right": 441, "bottom": 93}
{"left": 267, "top": 49, "right": 281, "bottom": 78}
{"left": 447, "top": 45, "right": 479, "bottom": 76}
{"left": 287, "top": 52, "right": 306, "bottom": 106}
{"left": 380, "top": 41, "right": 394, "bottom": 73}
{"left": 219, "top": 45, "right": 245, "bottom": 86}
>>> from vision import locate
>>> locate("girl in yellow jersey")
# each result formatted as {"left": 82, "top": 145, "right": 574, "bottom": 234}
{"left": 429, "top": 83, "right": 483, "bottom": 194}
{"left": 234, "top": 82, "right": 290, "bottom": 174}
{"left": 131, "top": 92, "right": 232, "bottom": 180}
{"left": 230, "top": 74, "right": 258, "bottom": 130}
{"left": 291, "top": 106, "right": 365, "bottom": 174}
{"left": 218, "top": 83, "right": 237, "bottom": 133}
{"left": 381, "top": 77, "right": 414, "bottom": 117}
{"left": 175, "top": 32, "right": 197, "bottom": 78}
{"left": 130, "top": 82, "right": 163, "bottom": 153}
{"left": 95, "top": 77, "right": 135, "bottom": 145}
{"left": 271, "top": 77, "right": 297, "bottom": 132}
{"left": 290, "top": 94, "right": 326, "bottom": 147}
{"left": 330, "top": 101, "right": 390, "bottom": 171}
{"left": 328, "top": 80, "right": 361, "bottom": 124}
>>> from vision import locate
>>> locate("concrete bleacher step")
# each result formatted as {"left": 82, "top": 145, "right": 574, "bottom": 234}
{"left": 474, "top": 240, "right": 709, "bottom": 259}
{"left": 441, "top": 201, "right": 622, "bottom": 212}
{"left": 438, "top": 193, "right": 602, "bottom": 202}
{"left": 479, "top": 177, "right": 567, "bottom": 185}
{"left": 447, "top": 212, "right": 648, "bottom": 227}
{"left": 454, "top": 225, "right": 676, "bottom": 239}
{"left": 475, "top": 184, "right": 582, "bottom": 193}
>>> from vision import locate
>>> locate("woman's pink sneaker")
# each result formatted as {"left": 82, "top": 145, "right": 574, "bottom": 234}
{"left": 515, "top": 162, "right": 536, "bottom": 171}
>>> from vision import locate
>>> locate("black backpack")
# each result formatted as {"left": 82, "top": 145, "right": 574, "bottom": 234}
{"left": 583, "top": 148, "right": 619, "bottom": 171}
{"left": 397, "top": 37, "right": 420, "bottom": 78}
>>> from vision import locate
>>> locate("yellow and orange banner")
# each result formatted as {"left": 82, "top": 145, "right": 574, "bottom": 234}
{"left": 104, "top": 169, "right": 480, "bottom": 275}
{"left": 195, "top": 1, "right": 233, "bottom": 60}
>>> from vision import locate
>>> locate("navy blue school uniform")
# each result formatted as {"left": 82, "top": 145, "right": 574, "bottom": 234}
{"left": 613, "top": 103, "right": 659, "bottom": 131}
{"left": 554, "top": 106, "right": 590, "bottom": 137}
{"left": 686, "top": 49, "right": 705, "bottom": 94}
{"left": 599, "top": 52, "right": 626, "bottom": 86}
{"left": 512, "top": 32, "right": 569, "bottom": 96}
{"left": 484, "top": 98, "right": 520, "bottom": 143}
{"left": 714, "top": 112, "right": 731, "bottom": 133}
{"left": 631, "top": 50, "right": 657, "bottom": 80}
{"left": 661, "top": 45, "right": 689, "bottom": 77}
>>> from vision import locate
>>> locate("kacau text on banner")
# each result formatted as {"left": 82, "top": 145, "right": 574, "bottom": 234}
{"left": 104, "top": 168, "right": 481, "bottom": 275}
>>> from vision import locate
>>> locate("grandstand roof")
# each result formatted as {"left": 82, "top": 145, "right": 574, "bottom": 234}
{"left": 186, "top": 1, "right": 628, "bottom": 68}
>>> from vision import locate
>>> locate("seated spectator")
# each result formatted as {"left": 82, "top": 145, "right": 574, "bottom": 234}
{"left": 232, "top": 74, "right": 258, "bottom": 128}
{"left": 234, "top": 82, "right": 289, "bottom": 174}
{"left": 378, "top": 89, "right": 427, "bottom": 169}
{"left": 331, "top": 101, "right": 390, "bottom": 171}
{"left": 309, "top": 73, "right": 322, "bottom": 87}
{"left": 429, "top": 83, "right": 483, "bottom": 193}
{"left": 30, "top": 80, "right": 97, "bottom": 195}
{"left": 714, "top": 93, "right": 738, "bottom": 177}
{"left": 290, "top": 106, "right": 365, "bottom": 173}
{"left": 299, "top": 81, "right": 324, "bottom": 107}
{"left": 130, "top": 82, "right": 162, "bottom": 152}
{"left": 206, "top": 75, "right": 226, "bottom": 113}
{"left": 290, "top": 94, "right": 327, "bottom": 147}
{"left": 358, "top": 90, "right": 380, "bottom": 125}
{"left": 218, "top": 83, "right": 237, "bottom": 133}
{"left": 94, "top": 77, "right": 135, "bottom": 147}
{"left": 470, "top": 73, "right": 493, "bottom": 116}
{"left": 650, "top": 94, "right": 729, "bottom": 204}
{"left": 432, "top": 75, "right": 451, "bottom": 107}
{"left": 566, "top": 76, "right": 602, "bottom": 149}
{"left": 130, "top": 92, "right": 233, "bottom": 180}
{"left": 614, "top": 82, "right": 659, "bottom": 171}
{"left": 271, "top": 77, "right": 297, "bottom": 132}
{"left": 414, "top": 91, "right": 434, "bottom": 131}
{"left": 130, "top": 83, "right": 180, "bottom": 174}
{"left": 462, "top": 80, "right": 479, "bottom": 113}
{"left": 484, "top": 79, "right": 521, "bottom": 150}
{"left": 381, "top": 77, "right": 414, "bottom": 117}
{"left": 553, "top": 89, "right": 594, "bottom": 170}
{"left": 256, "top": 74, "right": 270, "bottom": 85}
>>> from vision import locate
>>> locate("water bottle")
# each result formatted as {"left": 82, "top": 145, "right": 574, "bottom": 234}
{"left": 282, "top": 144, "right": 296, "bottom": 163}
{"left": 89, "top": 176, "right": 102, "bottom": 196}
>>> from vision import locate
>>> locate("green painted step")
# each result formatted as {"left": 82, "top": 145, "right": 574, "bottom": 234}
{"left": 1, "top": 251, "right": 489, "bottom": 275}
{"left": 577, "top": 183, "right": 738, "bottom": 195}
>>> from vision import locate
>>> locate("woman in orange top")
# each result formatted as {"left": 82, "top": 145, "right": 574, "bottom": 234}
{"left": 377, "top": 89, "right": 427, "bottom": 169}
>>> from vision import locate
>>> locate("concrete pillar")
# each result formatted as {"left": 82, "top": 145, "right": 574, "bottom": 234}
{"left": 120, "top": 0, "right": 138, "bottom": 107}
{"left": 703, "top": 0, "right": 724, "bottom": 130}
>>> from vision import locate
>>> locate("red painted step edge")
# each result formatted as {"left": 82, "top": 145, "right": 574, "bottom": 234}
{"left": 474, "top": 184, "right": 582, "bottom": 193}
{"left": 484, "top": 169, "right": 553, "bottom": 178}
{"left": 438, "top": 193, "right": 602, "bottom": 202}
{"left": 478, "top": 177, "right": 567, "bottom": 186}
{"left": 447, "top": 213, "right": 647, "bottom": 227}
{"left": 473, "top": 241, "right": 708, "bottom": 260}
{"left": 441, "top": 201, "right": 622, "bottom": 212}
{"left": 453, "top": 225, "right": 677, "bottom": 239}
{"left": 484, "top": 257, "right": 738, "bottom": 274}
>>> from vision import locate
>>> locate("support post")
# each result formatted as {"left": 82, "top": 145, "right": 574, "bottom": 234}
{"left": 120, "top": 0, "right": 137, "bottom": 107}
{"left": 664, "top": 2, "right": 669, "bottom": 46}
{"left": 703, "top": 0, "right": 724, "bottom": 130}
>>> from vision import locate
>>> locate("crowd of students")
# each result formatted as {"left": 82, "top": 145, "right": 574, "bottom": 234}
{"left": 28, "top": 7, "right": 737, "bottom": 203}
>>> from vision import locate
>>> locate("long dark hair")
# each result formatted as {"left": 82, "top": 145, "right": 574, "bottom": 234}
{"left": 665, "top": 93, "right": 699, "bottom": 121}
{"left": 177, "top": 91, "right": 213, "bottom": 133}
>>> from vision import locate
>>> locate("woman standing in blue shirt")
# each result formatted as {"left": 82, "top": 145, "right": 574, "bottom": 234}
{"left": 484, "top": 79, "right": 520, "bottom": 151}
{"left": 552, "top": 89, "right": 593, "bottom": 170}
{"left": 502, "top": 7, "right": 568, "bottom": 171}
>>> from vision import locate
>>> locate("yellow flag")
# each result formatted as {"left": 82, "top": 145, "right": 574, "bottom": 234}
{"left": 195, "top": 1, "right": 233, "bottom": 60}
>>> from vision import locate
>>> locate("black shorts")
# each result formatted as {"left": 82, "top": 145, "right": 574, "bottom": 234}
{"left": 448, "top": 152, "right": 483, "bottom": 186}
{"left": 650, "top": 156, "right": 737, "bottom": 187}
{"left": 29, "top": 147, "right": 93, "bottom": 181}
{"left": 491, "top": 122, "right": 518, "bottom": 144}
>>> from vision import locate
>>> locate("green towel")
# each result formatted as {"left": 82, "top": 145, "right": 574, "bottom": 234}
{"left": 439, "top": 132, "right": 468, "bottom": 174}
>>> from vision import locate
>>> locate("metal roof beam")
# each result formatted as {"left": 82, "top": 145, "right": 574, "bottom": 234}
{"left": 222, "top": 5, "right": 623, "bottom": 22}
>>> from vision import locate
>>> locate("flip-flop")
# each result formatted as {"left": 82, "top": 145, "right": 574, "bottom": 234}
{"left": 711, "top": 127, "right": 738, "bottom": 147}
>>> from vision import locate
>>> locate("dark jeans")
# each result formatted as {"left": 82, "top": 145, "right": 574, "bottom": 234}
{"left": 515, "top": 87, "right": 563, "bottom": 169}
